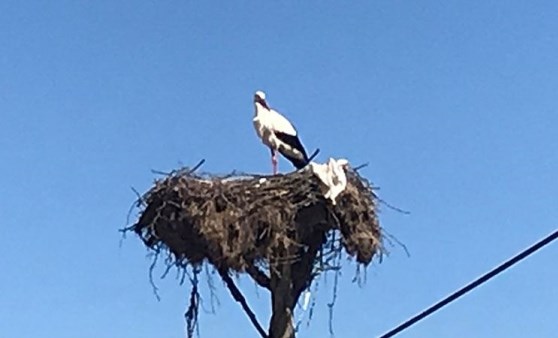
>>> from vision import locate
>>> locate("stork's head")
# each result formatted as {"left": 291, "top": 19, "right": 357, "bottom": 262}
{"left": 254, "top": 90, "right": 270, "bottom": 109}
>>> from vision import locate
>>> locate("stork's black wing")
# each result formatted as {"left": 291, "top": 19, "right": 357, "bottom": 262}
{"left": 275, "top": 131, "right": 309, "bottom": 169}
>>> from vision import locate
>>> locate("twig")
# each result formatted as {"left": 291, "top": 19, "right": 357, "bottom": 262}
{"left": 383, "top": 230, "right": 411, "bottom": 258}
{"left": 180, "top": 266, "right": 193, "bottom": 285}
{"left": 200, "top": 265, "right": 220, "bottom": 314}
{"left": 131, "top": 187, "right": 145, "bottom": 205}
{"left": 353, "top": 162, "right": 369, "bottom": 171}
{"left": 160, "top": 260, "right": 175, "bottom": 279}
{"left": 148, "top": 252, "right": 161, "bottom": 301}
{"left": 152, "top": 159, "right": 205, "bottom": 177}
{"left": 185, "top": 267, "right": 201, "bottom": 338}
{"left": 151, "top": 169, "right": 171, "bottom": 176}
{"left": 118, "top": 223, "right": 136, "bottom": 248}
{"left": 351, "top": 264, "right": 369, "bottom": 287}
{"left": 188, "top": 159, "right": 206, "bottom": 174}
{"left": 119, "top": 224, "right": 135, "bottom": 233}
{"left": 218, "top": 269, "right": 268, "bottom": 338}
{"left": 125, "top": 186, "right": 146, "bottom": 226}
{"left": 378, "top": 198, "right": 411, "bottom": 215}
{"left": 327, "top": 249, "right": 342, "bottom": 337}
{"left": 246, "top": 265, "right": 271, "bottom": 290}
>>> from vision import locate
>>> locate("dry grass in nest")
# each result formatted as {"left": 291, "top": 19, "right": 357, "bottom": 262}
{"left": 131, "top": 165, "right": 383, "bottom": 275}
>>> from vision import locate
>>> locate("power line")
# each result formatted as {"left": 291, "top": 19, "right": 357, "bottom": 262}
{"left": 379, "top": 228, "right": 558, "bottom": 338}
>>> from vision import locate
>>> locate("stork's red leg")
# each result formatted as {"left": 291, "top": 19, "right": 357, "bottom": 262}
{"left": 270, "top": 148, "right": 278, "bottom": 175}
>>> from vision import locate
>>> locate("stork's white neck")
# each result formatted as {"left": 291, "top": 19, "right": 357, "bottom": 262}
{"left": 254, "top": 102, "right": 270, "bottom": 117}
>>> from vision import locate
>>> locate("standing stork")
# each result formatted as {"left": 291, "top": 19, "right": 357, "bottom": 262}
{"left": 253, "top": 90, "right": 309, "bottom": 174}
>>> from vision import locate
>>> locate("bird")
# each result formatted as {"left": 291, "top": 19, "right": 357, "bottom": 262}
{"left": 253, "top": 90, "right": 309, "bottom": 174}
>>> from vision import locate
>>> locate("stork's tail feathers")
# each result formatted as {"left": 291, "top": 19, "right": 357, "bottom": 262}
{"left": 307, "top": 148, "right": 320, "bottom": 162}
{"left": 276, "top": 144, "right": 308, "bottom": 169}
{"left": 284, "top": 154, "right": 309, "bottom": 169}
{"left": 282, "top": 148, "right": 320, "bottom": 170}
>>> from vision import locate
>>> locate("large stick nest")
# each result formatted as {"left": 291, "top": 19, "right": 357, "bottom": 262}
{"left": 132, "top": 166, "right": 383, "bottom": 274}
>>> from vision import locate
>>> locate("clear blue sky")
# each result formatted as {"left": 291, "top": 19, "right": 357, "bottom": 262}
{"left": 1, "top": 1, "right": 557, "bottom": 337}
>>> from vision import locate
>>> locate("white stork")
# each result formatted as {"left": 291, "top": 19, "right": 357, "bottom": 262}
{"left": 253, "top": 90, "right": 309, "bottom": 174}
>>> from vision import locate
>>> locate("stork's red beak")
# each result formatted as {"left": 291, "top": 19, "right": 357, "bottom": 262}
{"left": 255, "top": 96, "right": 270, "bottom": 110}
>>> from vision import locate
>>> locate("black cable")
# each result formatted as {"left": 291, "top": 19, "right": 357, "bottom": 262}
{"left": 379, "top": 228, "right": 558, "bottom": 338}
